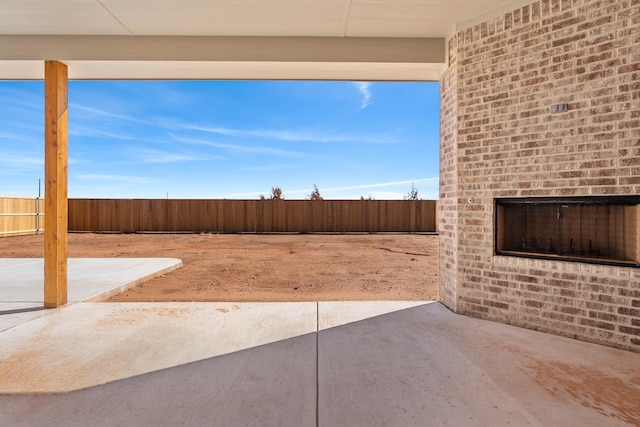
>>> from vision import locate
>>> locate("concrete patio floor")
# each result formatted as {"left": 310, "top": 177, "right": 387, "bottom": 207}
{"left": 0, "top": 259, "right": 639, "bottom": 426}
{"left": 0, "top": 257, "right": 183, "bottom": 332}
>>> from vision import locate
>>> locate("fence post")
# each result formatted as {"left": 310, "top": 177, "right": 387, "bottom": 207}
{"left": 36, "top": 196, "right": 40, "bottom": 234}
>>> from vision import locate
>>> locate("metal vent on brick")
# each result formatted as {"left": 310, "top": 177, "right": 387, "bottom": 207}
{"left": 495, "top": 196, "right": 640, "bottom": 267}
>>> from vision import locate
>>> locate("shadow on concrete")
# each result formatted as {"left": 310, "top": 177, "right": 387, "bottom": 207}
{"left": 0, "top": 333, "right": 318, "bottom": 427}
{"left": 318, "top": 303, "right": 640, "bottom": 427}
{"left": 0, "top": 306, "right": 46, "bottom": 316}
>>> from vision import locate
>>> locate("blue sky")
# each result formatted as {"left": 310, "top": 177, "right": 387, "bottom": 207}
{"left": 0, "top": 80, "right": 439, "bottom": 200}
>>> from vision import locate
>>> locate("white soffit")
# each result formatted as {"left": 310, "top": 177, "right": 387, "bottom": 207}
{"left": 0, "top": 0, "right": 129, "bottom": 35}
{"left": 345, "top": 0, "right": 520, "bottom": 37}
{"left": 100, "top": 0, "right": 349, "bottom": 37}
{"left": 0, "top": 0, "right": 532, "bottom": 37}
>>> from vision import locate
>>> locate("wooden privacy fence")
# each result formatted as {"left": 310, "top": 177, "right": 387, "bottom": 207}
{"left": 68, "top": 199, "right": 438, "bottom": 233}
{"left": 0, "top": 196, "right": 44, "bottom": 237}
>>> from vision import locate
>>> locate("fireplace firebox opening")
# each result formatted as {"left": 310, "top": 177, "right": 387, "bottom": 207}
{"left": 495, "top": 196, "right": 640, "bottom": 267}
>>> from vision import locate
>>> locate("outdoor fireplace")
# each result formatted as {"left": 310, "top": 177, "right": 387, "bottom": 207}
{"left": 495, "top": 196, "right": 640, "bottom": 267}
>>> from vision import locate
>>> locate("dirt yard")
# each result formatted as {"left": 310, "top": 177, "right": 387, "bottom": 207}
{"left": 0, "top": 233, "right": 439, "bottom": 302}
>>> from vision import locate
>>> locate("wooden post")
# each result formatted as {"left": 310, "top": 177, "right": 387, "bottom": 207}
{"left": 44, "top": 60, "right": 68, "bottom": 308}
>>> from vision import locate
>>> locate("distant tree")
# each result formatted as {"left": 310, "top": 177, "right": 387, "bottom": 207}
{"left": 308, "top": 184, "right": 323, "bottom": 200}
{"left": 403, "top": 184, "right": 420, "bottom": 201}
{"left": 360, "top": 195, "right": 374, "bottom": 200}
{"left": 270, "top": 186, "right": 284, "bottom": 200}
{"left": 259, "top": 194, "right": 266, "bottom": 200}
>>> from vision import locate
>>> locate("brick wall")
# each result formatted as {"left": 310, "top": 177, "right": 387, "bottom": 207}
{"left": 439, "top": 0, "right": 640, "bottom": 352}
{"left": 439, "top": 36, "right": 460, "bottom": 311}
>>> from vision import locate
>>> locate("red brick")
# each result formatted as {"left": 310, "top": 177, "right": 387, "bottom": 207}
{"left": 618, "top": 307, "right": 640, "bottom": 317}
{"left": 620, "top": 326, "right": 640, "bottom": 336}
{"left": 580, "top": 318, "right": 616, "bottom": 331}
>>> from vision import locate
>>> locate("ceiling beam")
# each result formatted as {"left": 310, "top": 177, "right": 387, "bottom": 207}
{"left": 0, "top": 36, "right": 445, "bottom": 81}
{"left": 0, "top": 36, "right": 444, "bottom": 63}
{"left": 0, "top": 60, "right": 444, "bottom": 81}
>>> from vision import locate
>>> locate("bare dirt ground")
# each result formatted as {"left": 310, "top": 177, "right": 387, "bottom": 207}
{"left": 0, "top": 233, "right": 439, "bottom": 302}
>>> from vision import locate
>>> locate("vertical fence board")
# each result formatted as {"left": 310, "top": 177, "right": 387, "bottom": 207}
{"left": 136, "top": 199, "right": 151, "bottom": 231}
{"left": 89, "top": 199, "right": 100, "bottom": 231}
{"left": 169, "top": 199, "right": 185, "bottom": 232}
{"left": 302, "top": 201, "right": 312, "bottom": 233}
{"left": 68, "top": 199, "right": 81, "bottom": 231}
{"left": 199, "top": 200, "right": 210, "bottom": 232}
{"left": 257, "top": 201, "right": 270, "bottom": 232}
{"left": 244, "top": 200, "right": 258, "bottom": 232}
{"left": 284, "top": 200, "right": 303, "bottom": 232}
{"left": 273, "top": 200, "right": 286, "bottom": 232}
{"left": 352, "top": 201, "right": 366, "bottom": 232}
{"left": 222, "top": 200, "right": 241, "bottom": 233}
{"left": 169, "top": 199, "right": 182, "bottom": 232}
{"left": 103, "top": 200, "right": 115, "bottom": 231}
{"left": 322, "top": 201, "right": 332, "bottom": 231}
{"left": 310, "top": 201, "right": 323, "bottom": 232}
{"left": 196, "top": 199, "right": 210, "bottom": 232}
{"left": 214, "top": 200, "right": 225, "bottom": 232}
{"left": 338, "top": 201, "right": 349, "bottom": 232}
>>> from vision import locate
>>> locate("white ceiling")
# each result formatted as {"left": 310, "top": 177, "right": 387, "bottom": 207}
{"left": 0, "top": 0, "right": 532, "bottom": 37}
{"left": 0, "top": 0, "right": 533, "bottom": 80}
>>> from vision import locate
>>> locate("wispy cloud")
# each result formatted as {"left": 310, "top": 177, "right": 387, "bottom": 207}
{"left": 78, "top": 174, "right": 160, "bottom": 184}
{"left": 0, "top": 153, "right": 43, "bottom": 168}
{"left": 181, "top": 124, "right": 397, "bottom": 144}
{"left": 0, "top": 131, "right": 41, "bottom": 145}
{"left": 223, "top": 178, "right": 438, "bottom": 200}
{"left": 225, "top": 191, "right": 268, "bottom": 198}
{"left": 69, "top": 126, "right": 136, "bottom": 141}
{"left": 0, "top": 89, "right": 43, "bottom": 112}
{"left": 242, "top": 164, "right": 293, "bottom": 171}
{"left": 355, "top": 82, "right": 372, "bottom": 110}
{"left": 133, "top": 148, "right": 223, "bottom": 164}
{"left": 67, "top": 157, "right": 83, "bottom": 165}
{"left": 171, "top": 134, "right": 315, "bottom": 158}
{"left": 70, "top": 104, "right": 150, "bottom": 125}
{"left": 285, "top": 178, "right": 438, "bottom": 196}
{"left": 365, "top": 191, "right": 405, "bottom": 199}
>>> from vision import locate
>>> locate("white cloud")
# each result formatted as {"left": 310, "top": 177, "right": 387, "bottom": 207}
{"left": 0, "top": 90, "right": 42, "bottom": 112}
{"left": 133, "top": 148, "right": 223, "bottom": 164}
{"left": 285, "top": 178, "right": 439, "bottom": 196}
{"left": 0, "top": 132, "right": 41, "bottom": 145}
{"left": 242, "top": 164, "right": 293, "bottom": 171}
{"left": 70, "top": 104, "right": 150, "bottom": 125}
{"left": 366, "top": 191, "right": 406, "bottom": 199}
{"left": 78, "top": 174, "right": 159, "bottom": 184}
{"left": 224, "top": 191, "right": 267, "bottom": 198}
{"left": 355, "top": 82, "right": 372, "bottom": 110}
{"left": 69, "top": 126, "right": 135, "bottom": 141}
{"left": 209, "top": 177, "right": 440, "bottom": 200}
{"left": 0, "top": 153, "right": 43, "bottom": 168}
{"left": 180, "top": 124, "right": 397, "bottom": 144}
{"left": 171, "top": 134, "right": 316, "bottom": 158}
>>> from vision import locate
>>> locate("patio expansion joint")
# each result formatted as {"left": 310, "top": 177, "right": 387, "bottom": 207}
{"left": 315, "top": 301, "right": 320, "bottom": 427}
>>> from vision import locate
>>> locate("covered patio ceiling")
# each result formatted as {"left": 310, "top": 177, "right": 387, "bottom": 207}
{"left": 0, "top": 0, "right": 532, "bottom": 81}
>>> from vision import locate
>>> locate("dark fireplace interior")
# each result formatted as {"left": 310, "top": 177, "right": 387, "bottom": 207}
{"left": 496, "top": 196, "right": 640, "bottom": 267}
